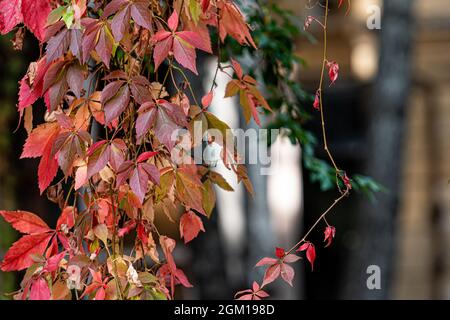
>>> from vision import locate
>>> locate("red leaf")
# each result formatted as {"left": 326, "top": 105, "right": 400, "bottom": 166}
{"left": 341, "top": 173, "right": 352, "bottom": 190}
{"left": 201, "top": 91, "right": 213, "bottom": 108}
{"left": 43, "top": 251, "right": 66, "bottom": 273}
{"left": 201, "top": 0, "right": 210, "bottom": 13}
{"left": 1, "top": 233, "right": 52, "bottom": 271}
{"left": 173, "top": 268, "right": 193, "bottom": 288}
{"left": 217, "top": 2, "right": 256, "bottom": 49}
{"left": 29, "top": 277, "right": 51, "bottom": 300}
{"left": 118, "top": 219, "right": 136, "bottom": 237}
{"left": 129, "top": 165, "right": 149, "bottom": 204}
{"left": 21, "top": 122, "right": 59, "bottom": 158}
{"left": 130, "top": 1, "right": 152, "bottom": 30}
{"left": 22, "top": 0, "right": 51, "bottom": 42}
{"left": 96, "top": 27, "right": 113, "bottom": 67}
{"left": 56, "top": 206, "right": 77, "bottom": 231}
{"left": 18, "top": 57, "right": 50, "bottom": 111}
{"left": 280, "top": 263, "right": 295, "bottom": 287}
{"left": 283, "top": 254, "right": 301, "bottom": 263}
{"left": 275, "top": 247, "right": 285, "bottom": 259}
{"left": 256, "top": 290, "right": 269, "bottom": 298}
{"left": 0, "top": 210, "right": 51, "bottom": 234}
{"left": 136, "top": 151, "right": 158, "bottom": 163}
{"left": 261, "top": 263, "right": 281, "bottom": 287}
{"left": 327, "top": 61, "right": 339, "bottom": 85}
{"left": 87, "top": 141, "right": 110, "bottom": 179}
{"left": 173, "top": 36, "right": 198, "bottom": 74}
{"left": 255, "top": 257, "right": 278, "bottom": 267}
{"left": 176, "top": 165, "right": 206, "bottom": 215}
{"left": 168, "top": 10, "right": 179, "bottom": 31}
{"left": 128, "top": 162, "right": 159, "bottom": 203}
{"left": 231, "top": 58, "right": 243, "bottom": 79}
{"left": 0, "top": 0, "right": 23, "bottom": 36}
{"left": 160, "top": 236, "right": 177, "bottom": 272}
{"left": 177, "top": 31, "right": 212, "bottom": 53}
{"left": 152, "top": 32, "right": 172, "bottom": 70}
{"left": 324, "top": 225, "right": 336, "bottom": 248}
{"left": 137, "top": 223, "right": 148, "bottom": 246}
{"left": 179, "top": 211, "right": 205, "bottom": 244}
{"left": 103, "top": 0, "right": 127, "bottom": 17}
{"left": 95, "top": 287, "right": 106, "bottom": 300}
{"left": 102, "top": 82, "right": 130, "bottom": 124}
{"left": 46, "top": 29, "right": 70, "bottom": 63}
{"left": 38, "top": 129, "right": 60, "bottom": 193}
{"left": 111, "top": 5, "right": 130, "bottom": 42}
{"left": 297, "top": 242, "right": 316, "bottom": 271}
{"left": 313, "top": 89, "right": 320, "bottom": 110}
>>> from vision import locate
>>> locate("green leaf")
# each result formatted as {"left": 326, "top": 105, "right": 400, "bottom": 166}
{"left": 62, "top": 6, "right": 74, "bottom": 29}
{"left": 189, "top": 0, "right": 201, "bottom": 25}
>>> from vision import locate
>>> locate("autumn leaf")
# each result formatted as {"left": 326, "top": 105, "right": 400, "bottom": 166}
{"left": 280, "top": 263, "right": 295, "bottom": 287}
{"left": 0, "top": 0, "right": 23, "bottom": 36}
{"left": 56, "top": 206, "right": 77, "bottom": 231}
{"left": 105, "top": 0, "right": 153, "bottom": 42}
{"left": 202, "top": 179, "right": 216, "bottom": 217}
{"left": 297, "top": 242, "right": 316, "bottom": 271}
{"left": 324, "top": 225, "right": 336, "bottom": 248}
{"left": 1, "top": 233, "right": 53, "bottom": 271}
{"left": 217, "top": 1, "right": 256, "bottom": 49}
{"left": 22, "top": 0, "right": 51, "bottom": 42}
{"left": 0, "top": 0, "right": 51, "bottom": 42}
{"left": 208, "top": 171, "right": 234, "bottom": 191}
{"left": 327, "top": 61, "right": 339, "bottom": 85}
{"left": 225, "top": 60, "right": 271, "bottom": 126}
{"left": 275, "top": 247, "right": 285, "bottom": 259}
{"left": 313, "top": 89, "right": 320, "bottom": 110}
{"left": 82, "top": 19, "right": 114, "bottom": 67}
{"left": 256, "top": 247, "right": 300, "bottom": 287}
{"left": 116, "top": 159, "right": 160, "bottom": 204}
{"left": 179, "top": 211, "right": 205, "bottom": 244}
{"left": 151, "top": 10, "right": 212, "bottom": 74}
{"left": 29, "top": 277, "right": 51, "bottom": 300}
{"left": 0, "top": 210, "right": 51, "bottom": 234}
{"left": 176, "top": 165, "right": 205, "bottom": 215}
{"left": 235, "top": 281, "right": 269, "bottom": 300}
{"left": 201, "top": 91, "right": 213, "bottom": 109}
{"left": 18, "top": 57, "right": 50, "bottom": 111}
{"left": 159, "top": 236, "right": 193, "bottom": 298}
{"left": 42, "top": 59, "right": 86, "bottom": 111}
{"left": 21, "top": 122, "right": 61, "bottom": 193}
{"left": 101, "top": 80, "right": 131, "bottom": 124}
{"left": 136, "top": 99, "right": 187, "bottom": 149}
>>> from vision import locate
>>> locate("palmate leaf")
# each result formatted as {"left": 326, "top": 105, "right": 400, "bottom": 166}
{"left": 0, "top": 210, "right": 51, "bottom": 234}
{"left": 151, "top": 10, "right": 212, "bottom": 74}
{"left": 179, "top": 211, "right": 205, "bottom": 244}
{"left": 0, "top": 233, "right": 52, "bottom": 271}
{"left": 175, "top": 165, "right": 205, "bottom": 216}
{"left": 0, "top": 0, "right": 50, "bottom": 42}
{"left": 105, "top": 0, "right": 152, "bottom": 42}
{"left": 136, "top": 100, "right": 187, "bottom": 150}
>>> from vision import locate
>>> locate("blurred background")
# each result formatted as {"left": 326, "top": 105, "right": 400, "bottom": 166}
{"left": 1, "top": 0, "right": 450, "bottom": 300}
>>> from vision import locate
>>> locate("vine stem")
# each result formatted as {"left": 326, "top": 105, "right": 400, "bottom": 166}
{"left": 285, "top": 188, "right": 349, "bottom": 256}
{"left": 318, "top": 0, "right": 340, "bottom": 174}
{"left": 252, "top": 0, "right": 351, "bottom": 293}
